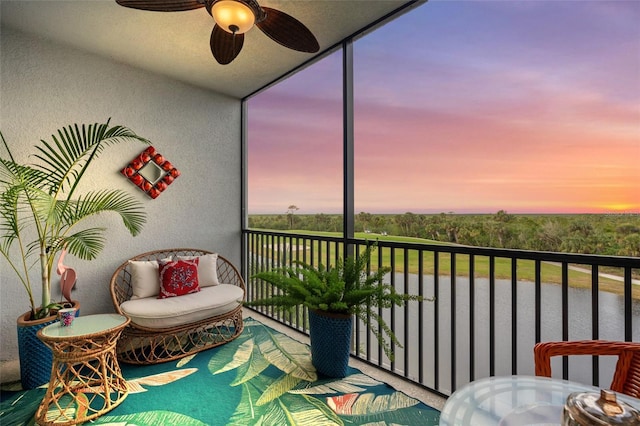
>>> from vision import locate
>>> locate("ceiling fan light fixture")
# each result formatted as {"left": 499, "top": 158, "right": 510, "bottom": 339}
{"left": 212, "top": 0, "right": 255, "bottom": 34}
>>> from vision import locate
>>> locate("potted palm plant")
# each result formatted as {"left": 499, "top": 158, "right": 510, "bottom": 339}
{"left": 0, "top": 120, "right": 150, "bottom": 389}
{"left": 246, "top": 243, "right": 430, "bottom": 378}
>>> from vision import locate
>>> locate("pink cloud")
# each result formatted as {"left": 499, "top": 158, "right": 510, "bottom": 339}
{"left": 247, "top": 1, "right": 640, "bottom": 215}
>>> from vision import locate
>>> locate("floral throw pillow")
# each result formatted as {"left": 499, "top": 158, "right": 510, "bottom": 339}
{"left": 158, "top": 258, "right": 200, "bottom": 299}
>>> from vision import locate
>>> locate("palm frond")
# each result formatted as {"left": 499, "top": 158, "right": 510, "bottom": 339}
{"left": 0, "top": 122, "right": 150, "bottom": 313}
{"left": 256, "top": 374, "right": 302, "bottom": 406}
{"left": 254, "top": 326, "right": 316, "bottom": 382}
{"left": 59, "top": 228, "right": 106, "bottom": 261}
{"left": 66, "top": 189, "right": 146, "bottom": 236}
{"left": 289, "top": 373, "right": 382, "bottom": 395}
{"left": 209, "top": 338, "right": 254, "bottom": 375}
{"left": 32, "top": 121, "right": 150, "bottom": 197}
{"left": 0, "top": 185, "right": 21, "bottom": 248}
{"left": 229, "top": 345, "right": 271, "bottom": 386}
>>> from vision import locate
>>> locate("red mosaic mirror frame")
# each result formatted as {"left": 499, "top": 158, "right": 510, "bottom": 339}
{"left": 121, "top": 146, "right": 180, "bottom": 199}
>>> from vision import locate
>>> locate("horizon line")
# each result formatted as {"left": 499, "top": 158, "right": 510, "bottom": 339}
{"left": 249, "top": 210, "right": 640, "bottom": 216}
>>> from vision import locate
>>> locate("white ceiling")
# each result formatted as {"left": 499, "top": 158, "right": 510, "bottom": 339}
{"left": 1, "top": 0, "right": 421, "bottom": 99}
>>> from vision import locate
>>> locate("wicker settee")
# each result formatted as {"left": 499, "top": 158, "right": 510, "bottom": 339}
{"left": 109, "top": 248, "right": 245, "bottom": 364}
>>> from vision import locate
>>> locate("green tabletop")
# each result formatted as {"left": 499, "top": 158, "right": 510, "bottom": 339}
{"left": 41, "top": 313, "right": 128, "bottom": 338}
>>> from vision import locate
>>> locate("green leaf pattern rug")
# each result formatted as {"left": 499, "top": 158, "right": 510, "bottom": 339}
{"left": 1, "top": 317, "right": 440, "bottom": 425}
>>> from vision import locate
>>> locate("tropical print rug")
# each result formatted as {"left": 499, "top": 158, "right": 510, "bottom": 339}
{"left": 1, "top": 317, "right": 440, "bottom": 425}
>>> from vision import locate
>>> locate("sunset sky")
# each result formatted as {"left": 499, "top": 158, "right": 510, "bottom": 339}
{"left": 248, "top": 0, "right": 639, "bottom": 215}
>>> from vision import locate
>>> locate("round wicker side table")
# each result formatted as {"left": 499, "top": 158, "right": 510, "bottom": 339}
{"left": 34, "top": 314, "right": 130, "bottom": 426}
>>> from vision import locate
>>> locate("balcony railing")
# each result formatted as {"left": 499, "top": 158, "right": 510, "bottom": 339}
{"left": 242, "top": 229, "right": 640, "bottom": 397}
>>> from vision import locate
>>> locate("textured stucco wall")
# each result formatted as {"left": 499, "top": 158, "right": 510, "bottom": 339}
{"left": 0, "top": 26, "right": 242, "bottom": 361}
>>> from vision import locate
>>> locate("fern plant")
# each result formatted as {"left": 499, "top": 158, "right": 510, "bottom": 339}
{"left": 246, "top": 243, "right": 430, "bottom": 361}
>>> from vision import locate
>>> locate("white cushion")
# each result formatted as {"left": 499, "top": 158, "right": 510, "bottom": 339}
{"left": 120, "top": 284, "right": 243, "bottom": 328}
{"left": 129, "top": 260, "right": 160, "bottom": 300}
{"left": 128, "top": 257, "right": 172, "bottom": 299}
{"left": 177, "top": 253, "right": 220, "bottom": 287}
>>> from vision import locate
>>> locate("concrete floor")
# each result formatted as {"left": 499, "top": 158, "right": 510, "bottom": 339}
{"left": 1, "top": 308, "right": 446, "bottom": 412}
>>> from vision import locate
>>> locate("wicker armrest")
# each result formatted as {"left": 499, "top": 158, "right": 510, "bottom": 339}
{"left": 534, "top": 340, "right": 640, "bottom": 398}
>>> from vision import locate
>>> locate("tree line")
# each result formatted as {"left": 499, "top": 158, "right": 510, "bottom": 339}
{"left": 248, "top": 210, "right": 640, "bottom": 257}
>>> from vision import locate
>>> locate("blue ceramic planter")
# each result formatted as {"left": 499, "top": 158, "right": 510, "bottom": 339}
{"left": 16, "top": 301, "right": 80, "bottom": 389}
{"left": 308, "top": 309, "right": 352, "bottom": 378}
{"left": 16, "top": 312, "right": 55, "bottom": 389}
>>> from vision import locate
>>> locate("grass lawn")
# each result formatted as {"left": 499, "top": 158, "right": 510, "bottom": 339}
{"left": 250, "top": 229, "right": 639, "bottom": 299}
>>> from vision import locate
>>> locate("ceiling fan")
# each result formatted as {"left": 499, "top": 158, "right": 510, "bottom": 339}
{"left": 115, "top": 0, "right": 320, "bottom": 65}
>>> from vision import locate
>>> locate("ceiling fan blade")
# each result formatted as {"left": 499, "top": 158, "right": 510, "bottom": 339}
{"left": 115, "top": 0, "right": 204, "bottom": 12}
{"left": 256, "top": 7, "right": 319, "bottom": 53}
{"left": 210, "top": 25, "right": 245, "bottom": 65}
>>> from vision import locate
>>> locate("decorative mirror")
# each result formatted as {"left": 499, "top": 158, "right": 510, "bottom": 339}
{"left": 121, "top": 146, "right": 180, "bottom": 199}
{"left": 138, "top": 161, "right": 165, "bottom": 184}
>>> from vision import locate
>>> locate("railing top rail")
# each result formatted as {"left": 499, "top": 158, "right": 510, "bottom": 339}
{"left": 243, "top": 229, "right": 640, "bottom": 268}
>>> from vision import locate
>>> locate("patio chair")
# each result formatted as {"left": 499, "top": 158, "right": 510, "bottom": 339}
{"left": 534, "top": 340, "right": 640, "bottom": 398}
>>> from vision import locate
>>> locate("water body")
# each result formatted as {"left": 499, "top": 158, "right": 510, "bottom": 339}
{"left": 356, "top": 273, "right": 640, "bottom": 395}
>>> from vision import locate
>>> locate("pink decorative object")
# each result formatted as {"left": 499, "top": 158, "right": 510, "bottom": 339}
{"left": 121, "top": 146, "right": 180, "bottom": 199}
{"left": 56, "top": 248, "right": 76, "bottom": 303}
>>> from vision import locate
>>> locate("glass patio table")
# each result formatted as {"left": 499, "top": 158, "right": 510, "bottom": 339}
{"left": 34, "top": 313, "right": 130, "bottom": 426}
{"left": 439, "top": 375, "right": 640, "bottom": 426}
